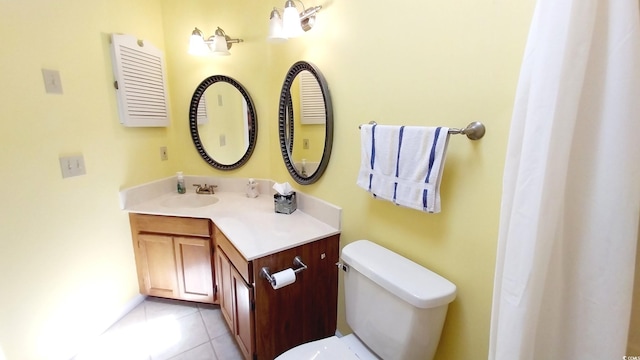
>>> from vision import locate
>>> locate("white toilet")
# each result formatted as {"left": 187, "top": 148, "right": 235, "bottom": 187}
{"left": 276, "top": 239, "right": 457, "bottom": 360}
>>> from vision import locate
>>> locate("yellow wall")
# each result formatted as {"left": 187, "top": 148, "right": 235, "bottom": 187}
{"left": 0, "top": 0, "right": 536, "bottom": 359}
{"left": 159, "top": 0, "right": 274, "bottom": 178}
{"left": 258, "top": 1, "right": 534, "bottom": 358}
{"left": 0, "top": 1, "right": 174, "bottom": 359}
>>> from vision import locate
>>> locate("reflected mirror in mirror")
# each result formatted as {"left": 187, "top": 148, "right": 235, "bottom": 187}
{"left": 189, "top": 75, "right": 257, "bottom": 170}
{"left": 279, "top": 61, "right": 333, "bottom": 185}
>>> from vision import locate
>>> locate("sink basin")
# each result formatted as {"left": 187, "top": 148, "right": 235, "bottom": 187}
{"left": 161, "top": 194, "right": 219, "bottom": 208}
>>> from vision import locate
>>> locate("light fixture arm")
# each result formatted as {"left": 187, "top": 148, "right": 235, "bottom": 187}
{"left": 283, "top": 0, "right": 322, "bottom": 32}
{"left": 287, "top": 0, "right": 322, "bottom": 20}
{"left": 291, "top": 0, "right": 307, "bottom": 11}
{"left": 213, "top": 27, "right": 244, "bottom": 50}
{"left": 300, "top": 5, "right": 322, "bottom": 21}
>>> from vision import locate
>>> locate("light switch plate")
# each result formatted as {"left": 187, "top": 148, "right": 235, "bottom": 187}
{"left": 59, "top": 155, "right": 86, "bottom": 178}
{"left": 42, "top": 69, "right": 63, "bottom": 94}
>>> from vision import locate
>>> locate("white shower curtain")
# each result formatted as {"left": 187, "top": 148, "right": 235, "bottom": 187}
{"left": 489, "top": 1, "right": 640, "bottom": 359}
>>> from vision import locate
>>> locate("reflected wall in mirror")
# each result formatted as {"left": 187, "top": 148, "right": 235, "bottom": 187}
{"left": 189, "top": 75, "right": 257, "bottom": 170}
{"left": 278, "top": 61, "right": 333, "bottom": 185}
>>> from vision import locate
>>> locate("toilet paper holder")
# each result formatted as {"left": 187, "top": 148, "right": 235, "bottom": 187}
{"left": 260, "top": 256, "right": 308, "bottom": 286}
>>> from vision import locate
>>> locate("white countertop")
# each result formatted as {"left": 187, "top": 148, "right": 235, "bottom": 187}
{"left": 120, "top": 176, "right": 342, "bottom": 261}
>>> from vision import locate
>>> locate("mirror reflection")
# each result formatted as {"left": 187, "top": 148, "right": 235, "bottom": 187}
{"left": 278, "top": 61, "right": 333, "bottom": 185}
{"left": 189, "top": 75, "right": 257, "bottom": 170}
{"left": 197, "top": 82, "right": 250, "bottom": 165}
{"left": 287, "top": 70, "right": 326, "bottom": 176}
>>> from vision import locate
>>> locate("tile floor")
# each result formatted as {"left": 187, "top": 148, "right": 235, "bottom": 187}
{"left": 73, "top": 297, "right": 244, "bottom": 360}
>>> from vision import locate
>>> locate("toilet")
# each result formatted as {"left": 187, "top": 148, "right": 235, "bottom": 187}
{"left": 276, "top": 239, "right": 457, "bottom": 360}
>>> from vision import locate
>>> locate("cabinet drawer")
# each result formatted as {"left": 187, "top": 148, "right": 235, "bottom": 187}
{"left": 215, "top": 226, "right": 252, "bottom": 284}
{"left": 130, "top": 213, "right": 211, "bottom": 237}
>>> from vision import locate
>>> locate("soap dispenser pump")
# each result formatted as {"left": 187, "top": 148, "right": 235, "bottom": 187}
{"left": 176, "top": 172, "right": 186, "bottom": 194}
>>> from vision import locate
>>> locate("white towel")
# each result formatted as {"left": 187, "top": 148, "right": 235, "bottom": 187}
{"left": 356, "top": 124, "right": 450, "bottom": 213}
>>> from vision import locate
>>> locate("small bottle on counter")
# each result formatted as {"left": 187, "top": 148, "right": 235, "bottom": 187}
{"left": 246, "top": 178, "right": 259, "bottom": 198}
{"left": 176, "top": 172, "right": 186, "bottom": 194}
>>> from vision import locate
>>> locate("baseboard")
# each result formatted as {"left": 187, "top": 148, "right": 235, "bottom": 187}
{"left": 109, "top": 294, "right": 147, "bottom": 327}
{"left": 71, "top": 294, "right": 146, "bottom": 359}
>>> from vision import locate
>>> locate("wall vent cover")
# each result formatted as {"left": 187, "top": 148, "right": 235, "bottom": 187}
{"left": 196, "top": 95, "right": 208, "bottom": 125}
{"left": 299, "top": 70, "right": 325, "bottom": 124}
{"left": 110, "top": 34, "right": 170, "bottom": 127}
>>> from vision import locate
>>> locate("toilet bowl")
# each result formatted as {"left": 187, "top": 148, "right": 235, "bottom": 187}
{"left": 276, "top": 240, "right": 457, "bottom": 360}
{"left": 275, "top": 334, "right": 378, "bottom": 360}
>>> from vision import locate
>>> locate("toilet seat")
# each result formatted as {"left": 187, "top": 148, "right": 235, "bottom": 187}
{"left": 275, "top": 335, "right": 379, "bottom": 360}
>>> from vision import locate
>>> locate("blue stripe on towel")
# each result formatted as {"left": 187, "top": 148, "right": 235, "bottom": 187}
{"left": 368, "top": 125, "right": 377, "bottom": 191}
{"left": 423, "top": 189, "right": 428, "bottom": 211}
{"left": 393, "top": 126, "right": 405, "bottom": 202}
{"left": 423, "top": 127, "right": 442, "bottom": 209}
{"left": 425, "top": 127, "right": 442, "bottom": 183}
{"left": 370, "top": 125, "right": 377, "bottom": 170}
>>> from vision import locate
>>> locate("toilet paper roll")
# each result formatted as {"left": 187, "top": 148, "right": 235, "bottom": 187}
{"left": 271, "top": 268, "right": 296, "bottom": 289}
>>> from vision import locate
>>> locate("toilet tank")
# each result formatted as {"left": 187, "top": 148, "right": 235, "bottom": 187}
{"left": 341, "top": 240, "right": 456, "bottom": 360}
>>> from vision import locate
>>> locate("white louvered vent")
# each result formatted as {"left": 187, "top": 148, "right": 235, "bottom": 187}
{"left": 299, "top": 71, "right": 325, "bottom": 124}
{"left": 197, "top": 94, "right": 208, "bottom": 125}
{"left": 110, "top": 34, "right": 170, "bottom": 127}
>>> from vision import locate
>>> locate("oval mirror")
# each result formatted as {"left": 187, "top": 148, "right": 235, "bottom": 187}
{"left": 278, "top": 61, "right": 333, "bottom": 185}
{"left": 189, "top": 75, "right": 257, "bottom": 170}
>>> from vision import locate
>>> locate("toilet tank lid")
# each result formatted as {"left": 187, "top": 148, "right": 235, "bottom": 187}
{"left": 341, "top": 240, "right": 456, "bottom": 308}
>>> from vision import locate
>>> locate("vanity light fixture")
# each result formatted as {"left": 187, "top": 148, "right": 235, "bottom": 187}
{"left": 189, "top": 27, "right": 243, "bottom": 56}
{"left": 268, "top": 8, "right": 287, "bottom": 42}
{"left": 268, "top": 0, "right": 322, "bottom": 41}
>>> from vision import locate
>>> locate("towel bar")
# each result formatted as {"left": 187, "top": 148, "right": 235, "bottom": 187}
{"left": 358, "top": 121, "right": 486, "bottom": 140}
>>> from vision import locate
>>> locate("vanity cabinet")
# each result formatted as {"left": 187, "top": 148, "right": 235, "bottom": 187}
{"left": 129, "top": 214, "right": 215, "bottom": 303}
{"left": 129, "top": 213, "right": 339, "bottom": 359}
{"left": 214, "top": 226, "right": 339, "bottom": 360}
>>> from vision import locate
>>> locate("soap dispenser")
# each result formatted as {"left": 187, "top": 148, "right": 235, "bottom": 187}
{"left": 246, "top": 178, "right": 259, "bottom": 198}
{"left": 176, "top": 172, "right": 186, "bottom": 194}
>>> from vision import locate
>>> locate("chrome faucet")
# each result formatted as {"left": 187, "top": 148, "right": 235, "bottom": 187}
{"left": 193, "top": 184, "right": 217, "bottom": 194}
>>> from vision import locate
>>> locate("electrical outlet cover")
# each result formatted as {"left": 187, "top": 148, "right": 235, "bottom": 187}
{"left": 160, "top": 146, "right": 168, "bottom": 161}
{"left": 42, "top": 69, "right": 63, "bottom": 94}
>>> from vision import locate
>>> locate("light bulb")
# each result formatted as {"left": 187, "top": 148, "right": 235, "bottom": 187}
{"left": 282, "top": 1, "right": 303, "bottom": 38}
{"left": 211, "top": 34, "right": 230, "bottom": 56}
{"left": 268, "top": 8, "right": 287, "bottom": 42}
{"left": 188, "top": 29, "right": 209, "bottom": 56}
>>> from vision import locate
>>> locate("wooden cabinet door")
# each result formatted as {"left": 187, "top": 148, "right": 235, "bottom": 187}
{"left": 252, "top": 234, "right": 339, "bottom": 359}
{"left": 232, "top": 266, "right": 255, "bottom": 360}
{"left": 174, "top": 236, "right": 214, "bottom": 303}
{"left": 216, "top": 248, "right": 234, "bottom": 330}
{"left": 137, "top": 234, "right": 178, "bottom": 298}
